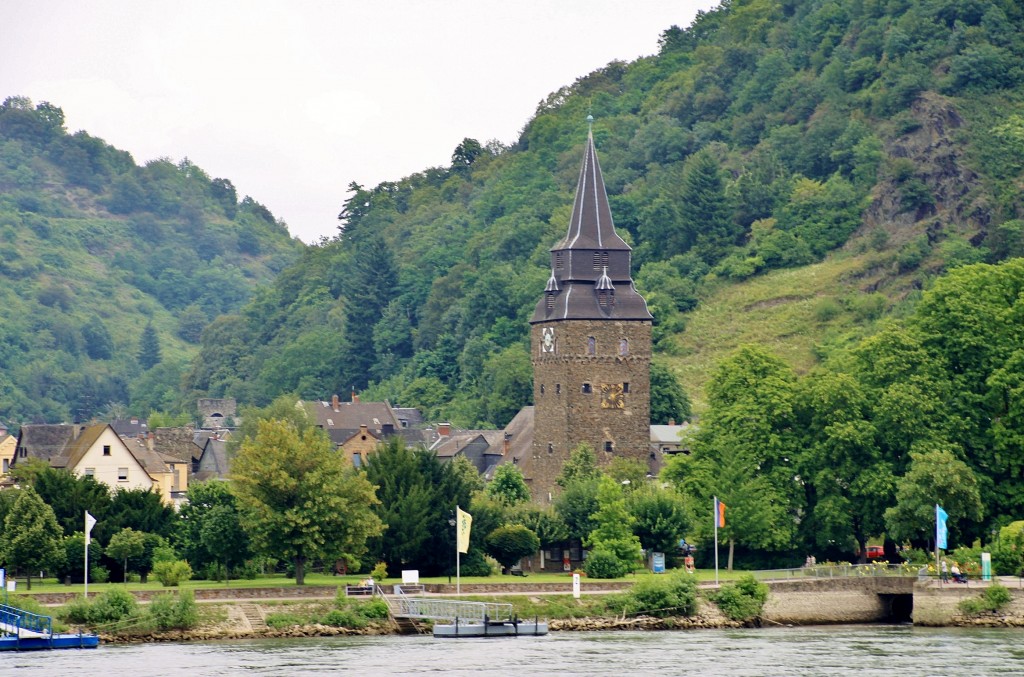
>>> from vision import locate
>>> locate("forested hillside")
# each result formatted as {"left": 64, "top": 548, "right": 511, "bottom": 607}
{"left": 187, "top": 0, "right": 1024, "bottom": 431}
{"left": 0, "top": 98, "right": 302, "bottom": 424}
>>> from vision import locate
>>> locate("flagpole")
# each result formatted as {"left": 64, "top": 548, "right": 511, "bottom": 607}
{"left": 713, "top": 496, "right": 720, "bottom": 586}
{"left": 934, "top": 504, "right": 941, "bottom": 586}
{"left": 456, "top": 504, "right": 461, "bottom": 596}
{"left": 84, "top": 510, "right": 90, "bottom": 599}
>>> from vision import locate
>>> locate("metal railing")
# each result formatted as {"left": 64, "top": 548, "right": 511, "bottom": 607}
{"left": 747, "top": 563, "right": 929, "bottom": 581}
{"left": 388, "top": 596, "right": 514, "bottom": 623}
{"left": 384, "top": 584, "right": 513, "bottom": 622}
{"left": 0, "top": 603, "right": 52, "bottom": 639}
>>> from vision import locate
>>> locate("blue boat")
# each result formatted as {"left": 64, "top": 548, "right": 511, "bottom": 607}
{"left": 0, "top": 603, "right": 99, "bottom": 651}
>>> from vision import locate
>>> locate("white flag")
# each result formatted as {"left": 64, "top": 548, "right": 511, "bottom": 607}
{"left": 85, "top": 511, "right": 97, "bottom": 544}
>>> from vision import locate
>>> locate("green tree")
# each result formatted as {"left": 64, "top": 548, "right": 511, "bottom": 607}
{"left": 663, "top": 346, "right": 800, "bottom": 567}
{"left": 138, "top": 322, "right": 162, "bottom": 370}
{"left": 680, "top": 148, "right": 737, "bottom": 264}
{"left": 1, "top": 487, "right": 66, "bottom": 589}
{"left": 30, "top": 466, "right": 111, "bottom": 537}
{"left": 175, "top": 481, "right": 229, "bottom": 571}
{"left": 363, "top": 437, "right": 439, "bottom": 574}
{"left": 556, "top": 443, "right": 601, "bottom": 488}
{"left": 485, "top": 524, "right": 540, "bottom": 573}
{"left": 584, "top": 476, "right": 643, "bottom": 576}
{"left": 107, "top": 527, "right": 146, "bottom": 582}
{"left": 650, "top": 361, "right": 692, "bottom": 424}
{"left": 200, "top": 504, "right": 250, "bottom": 583}
{"left": 795, "top": 371, "right": 895, "bottom": 559}
{"left": 81, "top": 318, "right": 114, "bottom": 360}
{"left": 628, "top": 485, "right": 690, "bottom": 555}
{"left": 340, "top": 232, "right": 397, "bottom": 390}
{"left": 232, "top": 419, "right": 384, "bottom": 584}
{"left": 510, "top": 504, "right": 568, "bottom": 567}
{"left": 884, "top": 443, "right": 983, "bottom": 549}
{"left": 486, "top": 464, "right": 531, "bottom": 506}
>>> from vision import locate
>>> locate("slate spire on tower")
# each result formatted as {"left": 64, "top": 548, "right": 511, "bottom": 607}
{"left": 531, "top": 124, "right": 652, "bottom": 323}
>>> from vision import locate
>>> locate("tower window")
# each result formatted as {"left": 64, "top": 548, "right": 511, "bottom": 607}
{"left": 587, "top": 336, "right": 596, "bottom": 355}
{"left": 546, "top": 293, "right": 555, "bottom": 309}
{"left": 555, "top": 252, "right": 564, "bottom": 269}
{"left": 623, "top": 382, "right": 630, "bottom": 394}
{"left": 556, "top": 384, "right": 561, "bottom": 395}
{"left": 598, "top": 291, "right": 612, "bottom": 308}
{"left": 582, "top": 383, "right": 592, "bottom": 394}
{"left": 547, "top": 443, "right": 554, "bottom": 454}
{"left": 540, "top": 384, "right": 545, "bottom": 395}
{"left": 604, "top": 441, "right": 614, "bottom": 453}
{"left": 593, "top": 251, "right": 609, "bottom": 270}
{"left": 619, "top": 338, "right": 629, "bottom": 356}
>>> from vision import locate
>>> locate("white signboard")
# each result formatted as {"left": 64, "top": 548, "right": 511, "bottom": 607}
{"left": 402, "top": 570, "right": 419, "bottom": 585}
{"left": 572, "top": 573, "right": 581, "bottom": 599}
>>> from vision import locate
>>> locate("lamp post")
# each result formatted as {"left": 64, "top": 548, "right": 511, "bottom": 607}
{"left": 448, "top": 512, "right": 457, "bottom": 585}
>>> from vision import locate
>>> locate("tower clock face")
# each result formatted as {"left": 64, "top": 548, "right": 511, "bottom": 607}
{"left": 601, "top": 383, "right": 625, "bottom": 409}
{"left": 542, "top": 327, "right": 555, "bottom": 353}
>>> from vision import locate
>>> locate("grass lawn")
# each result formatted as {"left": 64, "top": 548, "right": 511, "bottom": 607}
{"left": 8, "top": 567, "right": 746, "bottom": 597}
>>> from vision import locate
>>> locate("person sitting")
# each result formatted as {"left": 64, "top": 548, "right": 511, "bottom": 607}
{"left": 951, "top": 563, "right": 966, "bottom": 583}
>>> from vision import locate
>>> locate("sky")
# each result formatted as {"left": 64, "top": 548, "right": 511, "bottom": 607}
{"left": 1, "top": 1, "right": 718, "bottom": 243}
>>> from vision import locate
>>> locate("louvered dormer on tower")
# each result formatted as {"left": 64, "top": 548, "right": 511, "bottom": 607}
{"left": 527, "top": 121, "right": 653, "bottom": 502}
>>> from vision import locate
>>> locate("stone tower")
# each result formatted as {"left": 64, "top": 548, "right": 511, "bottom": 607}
{"left": 528, "top": 124, "right": 653, "bottom": 502}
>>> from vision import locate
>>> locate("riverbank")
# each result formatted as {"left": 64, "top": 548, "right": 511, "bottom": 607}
{"left": 44, "top": 576, "right": 1024, "bottom": 644}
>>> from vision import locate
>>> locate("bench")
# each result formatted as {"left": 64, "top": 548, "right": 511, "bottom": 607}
{"left": 345, "top": 585, "right": 374, "bottom": 596}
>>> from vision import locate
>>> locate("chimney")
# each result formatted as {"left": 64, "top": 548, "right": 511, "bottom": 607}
{"left": 503, "top": 432, "right": 512, "bottom": 455}
{"left": 438, "top": 422, "right": 451, "bottom": 437}
{"left": 669, "top": 418, "right": 676, "bottom": 426}
{"left": 332, "top": 394, "right": 340, "bottom": 412}
{"left": 352, "top": 394, "right": 360, "bottom": 404}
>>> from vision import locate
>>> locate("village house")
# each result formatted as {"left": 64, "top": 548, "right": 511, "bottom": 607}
{"left": 12, "top": 423, "right": 180, "bottom": 505}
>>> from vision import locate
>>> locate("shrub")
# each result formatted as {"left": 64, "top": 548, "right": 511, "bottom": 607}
{"left": 153, "top": 560, "right": 193, "bottom": 587}
{"left": 265, "top": 613, "right": 304, "bottom": 629}
{"left": 358, "top": 598, "right": 390, "bottom": 620}
{"left": 958, "top": 584, "right": 1013, "bottom": 616}
{"left": 148, "top": 591, "right": 199, "bottom": 630}
{"left": 714, "top": 575, "right": 770, "bottom": 621}
{"left": 61, "top": 595, "right": 95, "bottom": 624}
{"left": 583, "top": 549, "right": 629, "bottom": 579}
{"left": 89, "top": 588, "right": 139, "bottom": 624}
{"left": 370, "top": 561, "right": 389, "bottom": 581}
{"left": 91, "top": 566, "right": 110, "bottom": 583}
{"left": 621, "top": 572, "right": 698, "bottom": 618}
{"left": 322, "top": 608, "right": 367, "bottom": 629}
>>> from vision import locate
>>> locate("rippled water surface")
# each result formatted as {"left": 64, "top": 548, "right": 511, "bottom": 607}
{"left": 7, "top": 626, "right": 1024, "bottom": 676}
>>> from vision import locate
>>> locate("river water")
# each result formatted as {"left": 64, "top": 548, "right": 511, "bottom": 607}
{"left": 6, "top": 626, "right": 1023, "bottom": 676}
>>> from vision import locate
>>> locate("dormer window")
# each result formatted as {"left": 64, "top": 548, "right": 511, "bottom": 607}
{"left": 598, "top": 290, "right": 613, "bottom": 308}
{"left": 546, "top": 293, "right": 555, "bottom": 310}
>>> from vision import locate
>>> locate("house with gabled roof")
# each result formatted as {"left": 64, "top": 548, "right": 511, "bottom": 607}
{"left": 13, "top": 423, "right": 177, "bottom": 505}
{"left": 194, "top": 432, "right": 231, "bottom": 481}
{"left": 0, "top": 425, "right": 16, "bottom": 478}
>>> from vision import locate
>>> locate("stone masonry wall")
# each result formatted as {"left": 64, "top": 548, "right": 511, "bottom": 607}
{"left": 530, "top": 319, "right": 651, "bottom": 501}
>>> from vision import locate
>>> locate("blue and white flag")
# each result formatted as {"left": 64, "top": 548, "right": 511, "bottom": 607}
{"left": 936, "top": 504, "right": 948, "bottom": 550}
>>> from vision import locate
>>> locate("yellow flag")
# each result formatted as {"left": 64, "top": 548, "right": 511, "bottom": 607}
{"left": 457, "top": 506, "right": 472, "bottom": 553}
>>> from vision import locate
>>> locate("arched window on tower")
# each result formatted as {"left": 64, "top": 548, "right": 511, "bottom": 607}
{"left": 587, "top": 336, "right": 596, "bottom": 355}
{"left": 619, "top": 338, "right": 629, "bottom": 356}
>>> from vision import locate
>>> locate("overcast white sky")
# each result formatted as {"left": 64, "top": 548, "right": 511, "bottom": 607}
{"left": 1, "top": 1, "right": 717, "bottom": 243}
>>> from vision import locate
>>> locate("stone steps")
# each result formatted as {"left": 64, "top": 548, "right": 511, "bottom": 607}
{"left": 240, "top": 603, "right": 266, "bottom": 631}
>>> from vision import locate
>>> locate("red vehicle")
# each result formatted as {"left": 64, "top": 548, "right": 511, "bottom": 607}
{"left": 865, "top": 545, "right": 884, "bottom": 559}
